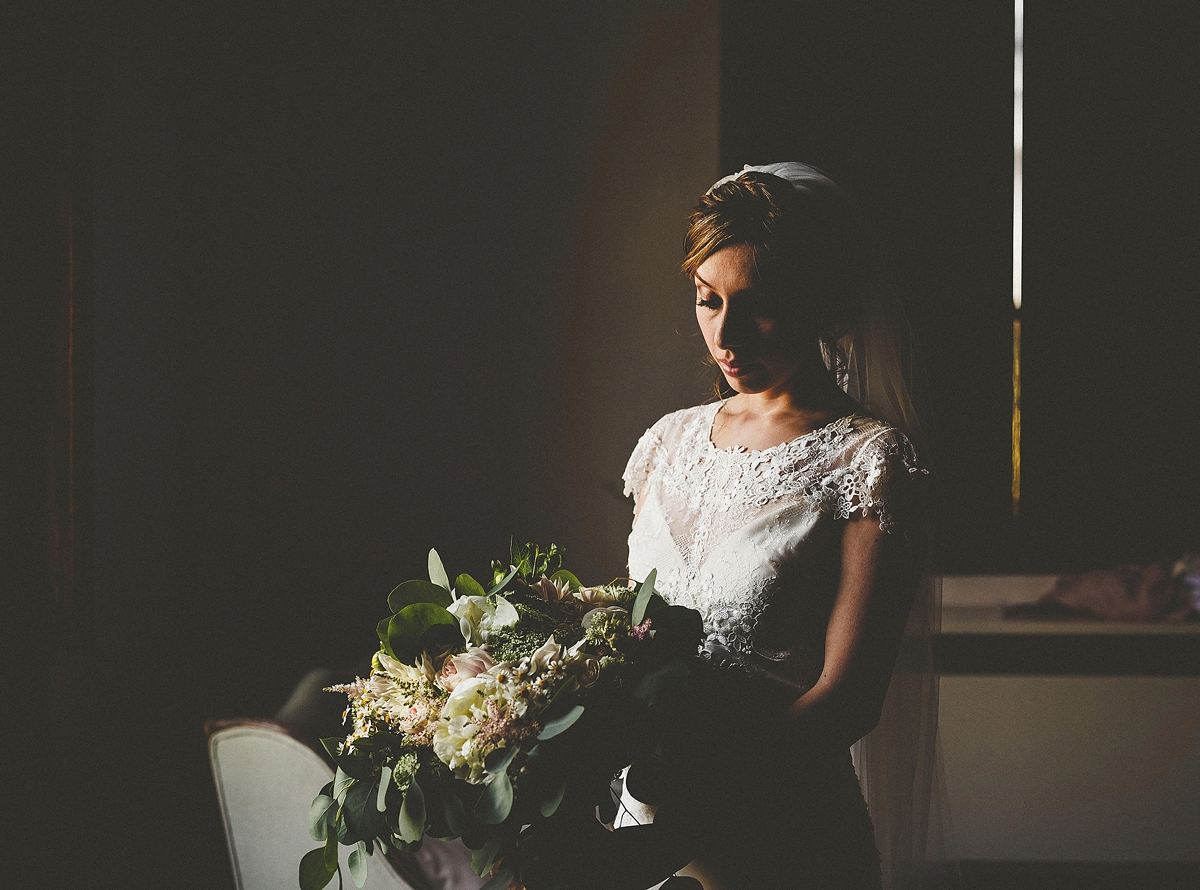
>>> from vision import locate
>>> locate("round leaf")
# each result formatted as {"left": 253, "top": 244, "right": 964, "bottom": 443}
{"left": 455, "top": 573, "right": 486, "bottom": 599}
{"left": 348, "top": 845, "right": 368, "bottom": 889}
{"left": 550, "top": 569, "right": 582, "bottom": 590}
{"left": 342, "top": 780, "right": 383, "bottom": 845}
{"left": 397, "top": 778, "right": 426, "bottom": 843}
{"left": 388, "top": 580, "right": 453, "bottom": 614}
{"left": 474, "top": 770, "right": 513, "bottom": 825}
{"left": 537, "top": 704, "right": 584, "bottom": 740}
{"left": 386, "top": 603, "right": 458, "bottom": 664}
{"left": 483, "top": 746, "right": 517, "bottom": 775}
{"left": 539, "top": 781, "right": 566, "bottom": 818}
{"left": 299, "top": 847, "right": 337, "bottom": 890}
{"left": 308, "top": 793, "right": 337, "bottom": 842}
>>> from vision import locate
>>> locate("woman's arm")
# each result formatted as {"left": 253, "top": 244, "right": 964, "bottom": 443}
{"left": 786, "top": 513, "right": 918, "bottom": 746}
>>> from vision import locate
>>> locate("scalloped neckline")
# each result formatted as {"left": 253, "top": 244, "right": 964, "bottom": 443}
{"left": 704, "top": 401, "right": 858, "bottom": 455}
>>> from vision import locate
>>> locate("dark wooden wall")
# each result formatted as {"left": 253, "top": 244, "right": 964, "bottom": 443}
{"left": 721, "top": 1, "right": 1200, "bottom": 573}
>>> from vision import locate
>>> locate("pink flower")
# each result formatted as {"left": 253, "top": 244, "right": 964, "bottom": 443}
{"left": 437, "top": 646, "right": 497, "bottom": 692}
{"left": 629, "top": 619, "right": 653, "bottom": 641}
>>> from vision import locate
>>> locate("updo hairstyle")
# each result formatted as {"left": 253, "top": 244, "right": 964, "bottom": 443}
{"left": 681, "top": 171, "right": 868, "bottom": 375}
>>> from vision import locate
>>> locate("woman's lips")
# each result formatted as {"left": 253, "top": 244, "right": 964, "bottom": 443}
{"left": 718, "top": 358, "right": 755, "bottom": 377}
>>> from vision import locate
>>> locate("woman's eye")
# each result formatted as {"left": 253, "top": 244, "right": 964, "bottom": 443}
{"left": 696, "top": 295, "right": 721, "bottom": 309}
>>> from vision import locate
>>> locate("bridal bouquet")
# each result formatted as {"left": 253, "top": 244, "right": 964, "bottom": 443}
{"left": 301, "top": 542, "right": 702, "bottom": 890}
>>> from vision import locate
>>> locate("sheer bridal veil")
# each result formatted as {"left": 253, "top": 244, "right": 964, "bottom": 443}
{"left": 708, "top": 163, "right": 953, "bottom": 890}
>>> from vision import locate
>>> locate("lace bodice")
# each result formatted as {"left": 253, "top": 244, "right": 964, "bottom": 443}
{"left": 623, "top": 402, "right": 922, "bottom": 692}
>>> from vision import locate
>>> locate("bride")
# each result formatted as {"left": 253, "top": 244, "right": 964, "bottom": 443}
{"left": 527, "top": 163, "right": 938, "bottom": 890}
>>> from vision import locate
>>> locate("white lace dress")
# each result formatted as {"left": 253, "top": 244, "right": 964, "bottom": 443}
{"left": 614, "top": 402, "right": 922, "bottom": 889}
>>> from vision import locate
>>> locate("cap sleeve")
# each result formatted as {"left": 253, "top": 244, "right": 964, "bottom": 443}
{"left": 835, "top": 425, "right": 925, "bottom": 535}
{"left": 622, "top": 423, "right": 665, "bottom": 504}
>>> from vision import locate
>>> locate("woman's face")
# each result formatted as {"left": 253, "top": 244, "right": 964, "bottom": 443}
{"left": 693, "top": 244, "right": 814, "bottom": 396}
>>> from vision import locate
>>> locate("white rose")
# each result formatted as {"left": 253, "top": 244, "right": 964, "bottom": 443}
{"left": 437, "top": 646, "right": 497, "bottom": 692}
{"left": 527, "top": 636, "right": 563, "bottom": 674}
{"left": 448, "top": 596, "right": 494, "bottom": 645}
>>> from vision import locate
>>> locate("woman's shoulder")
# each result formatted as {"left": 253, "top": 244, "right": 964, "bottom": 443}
{"left": 622, "top": 403, "right": 717, "bottom": 500}
{"left": 644, "top": 402, "right": 718, "bottom": 436}
{"left": 840, "top": 414, "right": 919, "bottom": 460}
{"left": 823, "top": 414, "right": 926, "bottom": 534}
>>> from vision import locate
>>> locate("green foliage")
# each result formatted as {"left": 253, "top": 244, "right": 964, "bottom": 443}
{"left": 537, "top": 705, "right": 584, "bottom": 741}
{"left": 387, "top": 580, "right": 453, "bottom": 614}
{"left": 474, "top": 770, "right": 513, "bottom": 824}
{"left": 299, "top": 828, "right": 340, "bottom": 890}
{"left": 470, "top": 836, "right": 504, "bottom": 877}
{"left": 493, "top": 540, "right": 563, "bottom": 586}
{"left": 384, "top": 602, "right": 459, "bottom": 664}
{"left": 306, "top": 540, "right": 707, "bottom": 890}
{"left": 427, "top": 549, "right": 451, "bottom": 591}
{"left": 539, "top": 781, "right": 566, "bottom": 818}
{"left": 308, "top": 793, "right": 337, "bottom": 842}
{"left": 455, "top": 573, "right": 487, "bottom": 599}
{"left": 485, "top": 626, "right": 548, "bottom": 663}
{"left": 397, "top": 778, "right": 426, "bottom": 843}
{"left": 347, "top": 842, "right": 368, "bottom": 889}
{"left": 631, "top": 569, "right": 660, "bottom": 625}
{"left": 342, "top": 780, "right": 385, "bottom": 845}
{"left": 376, "top": 766, "right": 392, "bottom": 813}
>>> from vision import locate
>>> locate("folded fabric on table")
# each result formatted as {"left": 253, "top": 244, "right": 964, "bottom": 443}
{"left": 1002, "top": 555, "right": 1200, "bottom": 622}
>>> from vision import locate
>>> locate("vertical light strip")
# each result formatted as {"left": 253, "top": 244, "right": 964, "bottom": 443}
{"left": 1012, "top": 319, "right": 1021, "bottom": 515}
{"left": 1012, "top": 0, "right": 1024, "bottom": 516}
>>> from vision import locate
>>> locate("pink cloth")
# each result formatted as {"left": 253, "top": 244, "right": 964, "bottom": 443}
{"left": 1004, "top": 560, "right": 1199, "bottom": 622}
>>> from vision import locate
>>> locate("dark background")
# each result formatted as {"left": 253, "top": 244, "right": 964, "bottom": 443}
{"left": 7, "top": 2, "right": 1198, "bottom": 888}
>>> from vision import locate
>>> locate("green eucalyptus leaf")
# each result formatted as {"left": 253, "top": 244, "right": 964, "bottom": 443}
{"left": 630, "top": 569, "right": 658, "bottom": 624}
{"left": 333, "top": 768, "right": 354, "bottom": 802}
{"left": 428, "top": 549, "right": 452, "bottom": 591}
{"left": 342, "top": 780, "right": 382, "bottom": 845}
{"left": 474, "top": 770, "right": 513, "bottom": 825}
{"left": 537, "top": 704, "right": 584, "bottom": 740}
{"left": 549, "top": 569, "right": 582, "bottom": 590}
{"left": 376, "top": 766, "right": 392, "bottom": 813}
{"left": 483, "top": 746, "right": 517, "bottom": 775}
{"left": 386, "top": 603, "right": 458, "bottom": 664}
{"left": 397, "top": 778, "right": 426, "bottom": 843}
{"left": 321, "top": 738, "right": 345, "bottom": 761}
{"left": 308, "top": 794, "right": 337, "bottom": 842}
{"left": 441, "top": 788, "right": 469, "bottom": 838}
{"left": 455, "top": 573, "right": 486, "bottom": 599}
{"left": 388, "top": 580, "right": 454, "bottom": 614}
{"left": 480, "top": 869, "right": 516, "bottom": 890}
{"left": 486, "top": 565, "right": 517, "bottom": 596}
{"left": 470, "top": 836, "right": 504, "bottom": 878}
{"left": 336, "top": 750, "right": 377, "bottom": 782}
{"left": 299, "top": 847, "right": 336, "bottom": 890}
{"left": 325, "top": 819, "right": 340, "bottom": 867}
{"left": 539, "top": 781, "right": 567, "bottom": 818}
{"left": 540, "top": 676, "right": 579, "bottom": 721}
{"left": 377, "top": 617, "right": 396, "bottom": 657}
{"left": 348, "top": 844, "right": 368, "bottom": 889}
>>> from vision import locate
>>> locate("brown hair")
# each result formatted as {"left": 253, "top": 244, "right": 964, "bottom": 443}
{"left": 682, "top": 172, "right": 867, "bottom": 366}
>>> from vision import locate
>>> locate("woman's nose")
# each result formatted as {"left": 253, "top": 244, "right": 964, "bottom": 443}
{"left": 714, "top": 307, "right": 749, "bottom": 349}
